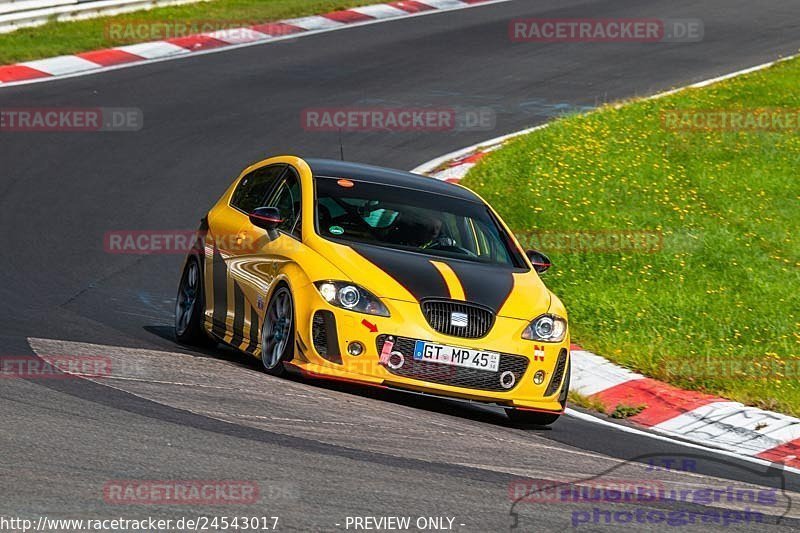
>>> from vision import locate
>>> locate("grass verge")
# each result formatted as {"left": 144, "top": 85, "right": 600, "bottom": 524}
{"left": 465, "top": 57, "right": 800, "bottom": 415}
{"left": 0, "top": 0, "right": 378, "bottom": 64}
{"left": 567, "top": 391, "right": 609, "bottom": 415}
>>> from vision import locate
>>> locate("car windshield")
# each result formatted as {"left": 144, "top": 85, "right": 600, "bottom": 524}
{"left": 314, "top": 176, "right": 524, "bottom": 267}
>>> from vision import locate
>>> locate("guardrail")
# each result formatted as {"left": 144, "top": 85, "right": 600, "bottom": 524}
{"left": 0, "top": 0, "right": 204, "bottom": 33}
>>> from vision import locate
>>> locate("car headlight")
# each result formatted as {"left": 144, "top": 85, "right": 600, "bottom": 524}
{"left": 313, "top": 281, "right": 390, "bottom": 317}
{"left": 522, "top": 314, "right": 567, "bottom": 342}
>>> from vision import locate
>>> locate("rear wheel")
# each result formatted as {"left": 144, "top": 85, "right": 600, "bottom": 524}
{"left": 506, "top": 409, "right": 560, "bottom": 427}
{"left": 175, "top": 256, "right": 212, "bottom": 346}
{"left": 260, "top": 285, "right": 295, "bottom": 376}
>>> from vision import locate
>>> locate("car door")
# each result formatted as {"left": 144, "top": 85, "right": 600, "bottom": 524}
{"left": 204, "top": 163, "right": 285, "bottom": 344}
{"left": 231, "top": 166, "right": 305, "bottom": 351}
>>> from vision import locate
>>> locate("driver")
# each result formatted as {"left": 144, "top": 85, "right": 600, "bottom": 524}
{"left": 421, "top": 217, "right": 456, "bottom": 248}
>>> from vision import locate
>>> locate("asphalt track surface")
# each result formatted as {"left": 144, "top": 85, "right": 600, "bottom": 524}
{"left": 2, "top": 0, "right": 800, "bottom": 531}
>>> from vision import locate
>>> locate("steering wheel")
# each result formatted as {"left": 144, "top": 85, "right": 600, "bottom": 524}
{"left": 422, "top": 237, "right": 477, "bottom": 257}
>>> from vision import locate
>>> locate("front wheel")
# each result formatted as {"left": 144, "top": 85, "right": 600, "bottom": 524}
{"left": 505, "top": 409, "right": 560, "bottom": 427}
{"left": 260, "top": 285, "right": 295, "bottom": 376}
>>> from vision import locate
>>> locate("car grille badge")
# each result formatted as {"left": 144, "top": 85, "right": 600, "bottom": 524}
{"left": 450, "top": 312, "right": 469, "bottom": 328}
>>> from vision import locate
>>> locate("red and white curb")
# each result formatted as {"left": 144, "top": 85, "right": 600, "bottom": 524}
{"left": 0, "top": 0, "right": 507, "bottom": 87}
{"left": 412, "top": 53, "right": 800, "bottom": 468}
{"left": 567, "top": 344, "right": 800, "bottom": 467}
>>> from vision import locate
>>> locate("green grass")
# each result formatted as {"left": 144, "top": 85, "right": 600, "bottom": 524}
{"left": 567, "top": 391, "right": 610, "bottom": 415}
{"left": 0, "top": 0, "right": 378, "bottom": 64}
{"left": 465, "top": 57, "right": 800, "bottom": 415}
{"left": 567, "top": 391, "right": 646, "bottom": 419}
{"left": 609, "top": 404, "right": 647, "bottom": 419}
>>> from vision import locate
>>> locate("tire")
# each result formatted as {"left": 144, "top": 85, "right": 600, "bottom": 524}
{"left": 260, "top": 285, "right": 295, "bottom": 376}
{"left": 505, "top": 409, "right": 561, "bottom": 427}
{"left": 558, "top": 360, "right": 571, "bottom": 408}
{"left": 175, "top": 255, "right": 213, "bottom": 346}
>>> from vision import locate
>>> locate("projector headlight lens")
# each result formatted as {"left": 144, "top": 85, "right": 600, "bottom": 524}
{"left": 522, "top": 314, "right": 567, "bottom": 342}
{"left": 314, "top": 281, "right": 390, "bottom": 317}
{"left": 338, "top": 285, "right": 360, "bottom": 309}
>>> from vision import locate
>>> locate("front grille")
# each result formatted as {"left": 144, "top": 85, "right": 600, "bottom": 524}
{"left": 421, "top": 299, "right": 495, "bottom": 339}
{"left": 545, "top": 348, "right": 568, "bottom": 397}
{"left": 376, "top": 335, "right": 528, "bottom": 392}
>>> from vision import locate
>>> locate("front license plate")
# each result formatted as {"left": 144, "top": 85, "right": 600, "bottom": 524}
{"left": 413, "top": 341, "right": 500, "bottom": 372}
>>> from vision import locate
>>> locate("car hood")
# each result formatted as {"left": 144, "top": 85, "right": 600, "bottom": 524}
{"left": 310, "top": 239, "right": 551, "bottom": 320}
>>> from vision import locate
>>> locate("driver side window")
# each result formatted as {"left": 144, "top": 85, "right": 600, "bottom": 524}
{"left": 230, "top": 164, "right": 285, "bottom": 214}
{"left": 266, "top": 168, "right": 302, "bottom": 238}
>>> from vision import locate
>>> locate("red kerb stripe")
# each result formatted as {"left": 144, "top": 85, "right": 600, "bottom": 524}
{"left": 324, "top": 10, "right": 375, "bottom": 23}
{"left": 77, "top": 49, "right": 143, "bottom": 66}
{"left": 591, "top": 378, "right": 723, "bottom": 426}
{"left": 390, "top": 1, "right": 436, "bottom": 13}
{"left": 756, "top": 440, "right": 800, "bottom": 468}
{"left": 167, "top": 35, "right": 229, "bottom": 51}
{"left": 0, "top": 65, "right": 50, "bottom": 83}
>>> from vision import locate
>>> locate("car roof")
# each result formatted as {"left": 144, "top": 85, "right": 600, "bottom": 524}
{"left": 304, "top": 158, "right": 482, "bottom": 203}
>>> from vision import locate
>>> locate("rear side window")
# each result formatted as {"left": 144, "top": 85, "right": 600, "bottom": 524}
{"left": 231, "top": 164, "right": 286, "bottom": 213}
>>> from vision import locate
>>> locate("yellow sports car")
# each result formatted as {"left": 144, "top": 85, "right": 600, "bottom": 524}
{"left": 175, "top": 155, "right": 570, "bottom": 425}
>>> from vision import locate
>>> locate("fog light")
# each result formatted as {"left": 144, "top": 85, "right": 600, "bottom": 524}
{"left": 347, "top": 341, "right": 364, "bottom": 356}
{"left": 533, "top": 370, "right": 546, "bottom": 385}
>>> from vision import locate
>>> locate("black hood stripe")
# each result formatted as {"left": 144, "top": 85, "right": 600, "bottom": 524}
{"left": 352, "top": 244, "right": 515, "bottom": 312}
{"left": 352, "top": 245, "right": 449, "bottom": 302}
{"left": 447, "top": 261, "right": 515, "bottom": 314}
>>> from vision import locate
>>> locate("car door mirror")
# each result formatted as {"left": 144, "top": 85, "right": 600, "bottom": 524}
{"left": 249, "top": 207, "right": 283, "bottom": 231}
{"left": 526, "top": 249, "right": 552, "bottom": 274}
